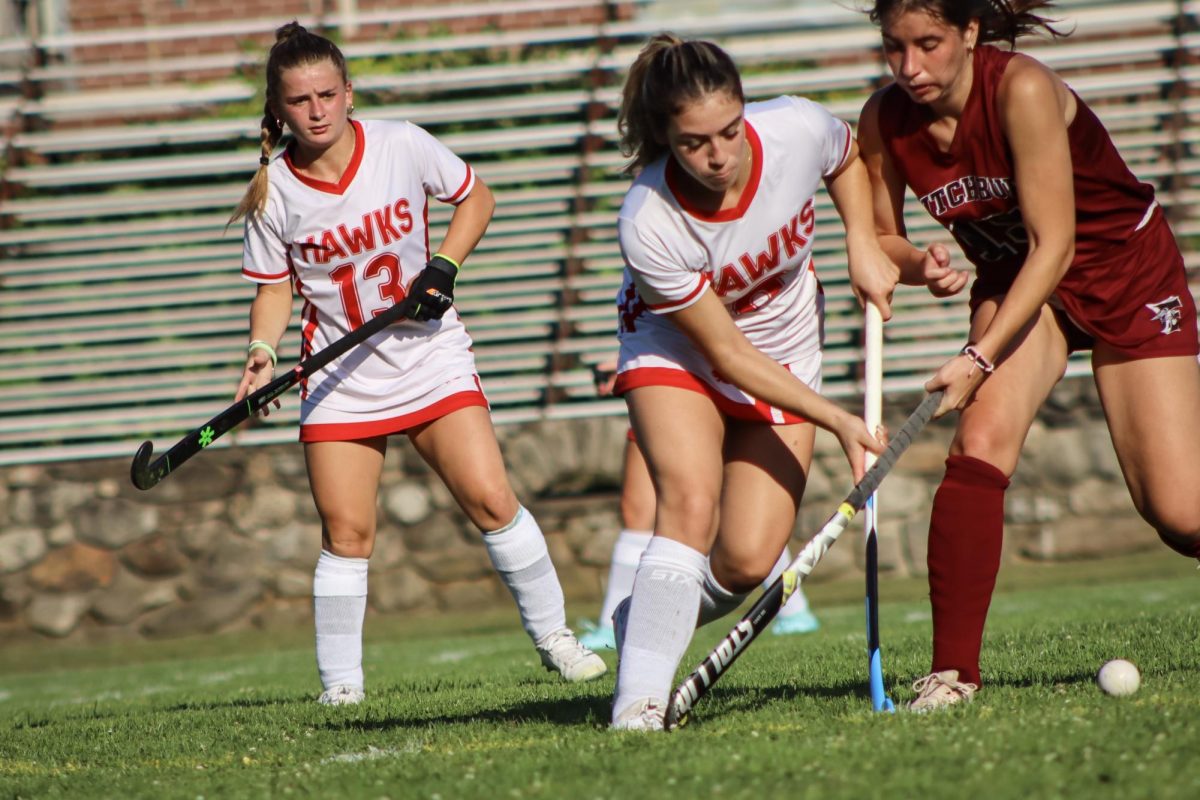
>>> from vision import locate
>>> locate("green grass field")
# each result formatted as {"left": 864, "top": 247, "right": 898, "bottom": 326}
{"left": 2, "top": 551, "right": 1197, "bottom": 800}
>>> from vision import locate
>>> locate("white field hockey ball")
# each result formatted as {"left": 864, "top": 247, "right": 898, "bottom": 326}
{"left": 1097, "top": 659, "right": 1140, "bottom": 696}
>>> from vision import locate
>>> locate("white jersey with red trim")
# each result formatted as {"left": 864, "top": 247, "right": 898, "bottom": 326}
{"left": 242, "top": 118, "right": 478, "bottom": 420}
{"left": 616, "top": 95, "right": 851, "bottom": 365}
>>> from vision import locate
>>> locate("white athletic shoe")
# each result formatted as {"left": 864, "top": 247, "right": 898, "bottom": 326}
{"left": 611, "top": 698, "right": 665, "bottom": 731}
{"left": 317, "top": 684, "right": 365, "bottom": 706}
{"left": 908, "top": 670, "right": 978, "bottom": 712}
{"left": 536, "top": 628, "right": 608, "bottom": 682}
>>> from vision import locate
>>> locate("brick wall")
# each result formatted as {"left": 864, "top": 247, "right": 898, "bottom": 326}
{"left": 46, "top": 0, "right": 635, "bottom": 90}
{"left": 69, "top": 0, "right": 311, "bottom": 31}
{"left": 68, "top": 0, "right": 624, "bottom": 31}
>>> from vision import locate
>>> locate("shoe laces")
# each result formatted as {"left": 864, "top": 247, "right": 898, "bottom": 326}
{"left": 634, "top": 702, "right": 664, "bottom": 727}
{"left": 540, "top": 629, "right": 588, "bottom": 665}
{"left": 615, "top": 699, "right": 665, "bottom": 730}
{"left": 911, "top": 670, "right": 978, "bottom": 701}
{"left": 319, "top": 684, "right": 364, "bottom": 705}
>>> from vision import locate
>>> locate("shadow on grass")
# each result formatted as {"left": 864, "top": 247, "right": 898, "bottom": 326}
{"left": 321, "top": 693, "right": 612, "bottom": 731}
{"left": 984, "top": 669, "right": 1100, "bottom": 689}
{"left": 5, "top": 694, "right": 302, "bottom": 730}
{"left": 684, "top": 676, "right": 872, "bottom": 722}
{"left": 148, "top": 667, "right": 1104, "bottom": 732}
{"left": 162, "top": 695, "right": 303, "bottom": 712}
{"left": 321, "top": 670, "right": 913, "bottom": 732}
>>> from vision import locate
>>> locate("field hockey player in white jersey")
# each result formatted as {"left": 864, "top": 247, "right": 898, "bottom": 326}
{"left": 578, "top": 360, "right": 821, "bottom": 652}
{"left": 230, "top": 22, "right": 605, "bottom": 705}
{"left": 608, "top": 34, "right": 895, "bottom": 731}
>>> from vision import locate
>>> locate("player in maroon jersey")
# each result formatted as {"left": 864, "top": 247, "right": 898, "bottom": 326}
{"left": 858, "top": 0, "right": 1200, "bottom": 710}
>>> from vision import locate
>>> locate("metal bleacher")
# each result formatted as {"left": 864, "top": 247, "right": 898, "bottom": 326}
{"left": 1, "top": 0, "right": 1197, "bottom": 465}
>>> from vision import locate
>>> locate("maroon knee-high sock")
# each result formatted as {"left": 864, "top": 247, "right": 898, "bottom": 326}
{"left": 927, "top": 454, "right": 1010, "bottom": 687}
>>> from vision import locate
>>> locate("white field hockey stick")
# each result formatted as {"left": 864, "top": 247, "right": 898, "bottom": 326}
{"left": 664, "top": 390, "right": 943, "bottom": 730}
{"left": 863, "top": 303, "right": 896, "bottom": 712}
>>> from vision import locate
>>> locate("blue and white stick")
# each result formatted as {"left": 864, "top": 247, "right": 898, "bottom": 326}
{"left": 864, "top": 302, "right": 895, "bottom": 712}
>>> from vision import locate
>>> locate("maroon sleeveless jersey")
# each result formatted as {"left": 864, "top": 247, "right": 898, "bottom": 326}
{"left": 878, "top": 45, "right": 1156, "bottom": 303}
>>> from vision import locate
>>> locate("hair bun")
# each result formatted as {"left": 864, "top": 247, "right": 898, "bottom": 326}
{"left": 274, "top": 20, "right": 307, "bottom": 43}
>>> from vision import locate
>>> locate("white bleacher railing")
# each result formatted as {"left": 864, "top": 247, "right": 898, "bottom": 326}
{"left": 0, "top": 0, "right": 1196, "bottom": 466}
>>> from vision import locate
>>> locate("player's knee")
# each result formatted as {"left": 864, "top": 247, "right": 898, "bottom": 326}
{"left": 656, "top": 486, "right": 718, "bottom": 539}
{"left": 619, "top": 491, "right": 655, "bottom": 532}
{"left": 1152, "top": 509, "right": 1200, "bottom": 559}
{"left": 950, "top": 430, "right": 1017, "bottom": 475}
{"left": 713, "top": 560, "right": 769, "bottom": 594}
{"left": 463, "top": 480, "right": 519, "bottom": 532}
{"left": 322, "top": 519, "right": 375, "bottom": 559}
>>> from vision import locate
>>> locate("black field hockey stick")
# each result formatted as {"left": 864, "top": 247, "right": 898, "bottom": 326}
{"left": 664, "top": 390, "right": 943, "bottom": 730}
{"left": 130, "top": 294, "right": 421, "bottom": 490}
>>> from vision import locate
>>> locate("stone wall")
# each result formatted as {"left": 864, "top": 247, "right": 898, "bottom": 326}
{"left": 0, "top": 377, "right": 1165, "bottom": 642}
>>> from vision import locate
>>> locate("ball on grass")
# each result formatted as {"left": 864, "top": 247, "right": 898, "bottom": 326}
{"left": 1097, "top": 659, "right": 1140, "bottom": 696}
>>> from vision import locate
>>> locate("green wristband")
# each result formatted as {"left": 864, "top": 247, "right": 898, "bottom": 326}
{"left": 247, "top": 339, "right": 278, "bottom": 366}
{"left": 431, "top": 252, "right": 461, "bottom": 270}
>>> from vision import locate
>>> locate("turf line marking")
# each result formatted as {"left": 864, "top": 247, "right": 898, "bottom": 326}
{"left": 322, "top": 742, "right": 424, "bottom": 763}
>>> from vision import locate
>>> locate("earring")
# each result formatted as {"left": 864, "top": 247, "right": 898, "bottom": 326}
{"left": 348, "top": 103, "right": 355, "bottom": 116}
{"left": 275, "top": 118, "right": 282, "bottom": 129}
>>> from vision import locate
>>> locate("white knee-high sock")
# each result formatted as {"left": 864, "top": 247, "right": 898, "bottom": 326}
{"left": 768, "top": 546, "right": 812, "bottom": 616}
{"left": 598, "top": 529, "right": 653, "bottom": 624}
{"left": 483, "top": 506, "right": 567, "bottom": 643}
{"left": 613, "top": 537, "right": 707, "bottom": 721}
{"left": 313, "top": 549, "right": 369, "bottom": 691}
{"left": 697, "top": 558, "right": 750, "bottom": 626}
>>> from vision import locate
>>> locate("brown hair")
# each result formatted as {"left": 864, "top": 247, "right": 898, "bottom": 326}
{"left": 617, "top": 33, "right": 744, "bottom": 175}
{"left": 228, "top": 21, "right": 350, "bottom": 226}
{"left": 867, "top": 0, "right": 1065, "bottom": 47}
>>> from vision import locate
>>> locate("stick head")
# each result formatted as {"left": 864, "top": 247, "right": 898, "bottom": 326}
{"left": 663, "top": 694, "right": 691, "bottom": 731}
{"left": 129, "top": 440, "right": 159, "bottom": 490}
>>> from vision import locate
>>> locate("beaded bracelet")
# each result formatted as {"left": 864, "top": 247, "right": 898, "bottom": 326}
{"left": 247, "top": 339, "right": 278, "bottom": 367}
{"left": 959, "top": 344, "right": 995, "bottom": 376}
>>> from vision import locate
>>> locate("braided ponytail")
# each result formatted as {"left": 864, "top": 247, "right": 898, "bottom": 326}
{"left": 228, "top": 107, "right": 284, "bottom": 227}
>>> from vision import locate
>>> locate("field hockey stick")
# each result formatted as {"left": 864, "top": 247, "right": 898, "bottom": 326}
{"left": 130, "top": 294, "right": 419, "bottom": 490}
{"left": 664, "top": 389, "right": 943, "bottom": 730}
{"left": 863, "top": 303, "right": 896, "bottom": 713}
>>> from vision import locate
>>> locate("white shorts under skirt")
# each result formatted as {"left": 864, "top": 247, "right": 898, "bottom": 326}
{"left": 299, "top": 372, "right": 488, "bottom": 442}
{"left": 614, "top": 321, "right": 822, "bottom": 425}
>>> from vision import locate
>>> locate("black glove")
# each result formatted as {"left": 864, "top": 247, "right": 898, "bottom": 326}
{"left": 591, "top": 363, "right": 616, "bottom": 388}
{"left": 408, "top": 254, "right": 458, "bottom": 321}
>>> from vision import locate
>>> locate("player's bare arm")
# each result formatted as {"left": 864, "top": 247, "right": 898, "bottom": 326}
{"left": 823, "top": 135, "right": 900, "bottom": 320}
{"left": 924, "top": 58, "right": 1075, "bottom": 415}
{"left": 858, "top": 89, "right": 924, "bottom": 279}
{"left": 236, "top": 280, "right": 294, "bottom": 413}
{"left": 970, "top": 56, "right": 1075, "bottom": 368}
{"left": 667, "top": 288, "right": 883, "bottom": 479}
{"left": 408, "top": 177, "right": 495, "bottom": 321}
{"left": 859, "top": 88, "right": 967, "bottom": 294}
{"left": 435, "top": 175, "right": 495, "bottom": 266}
